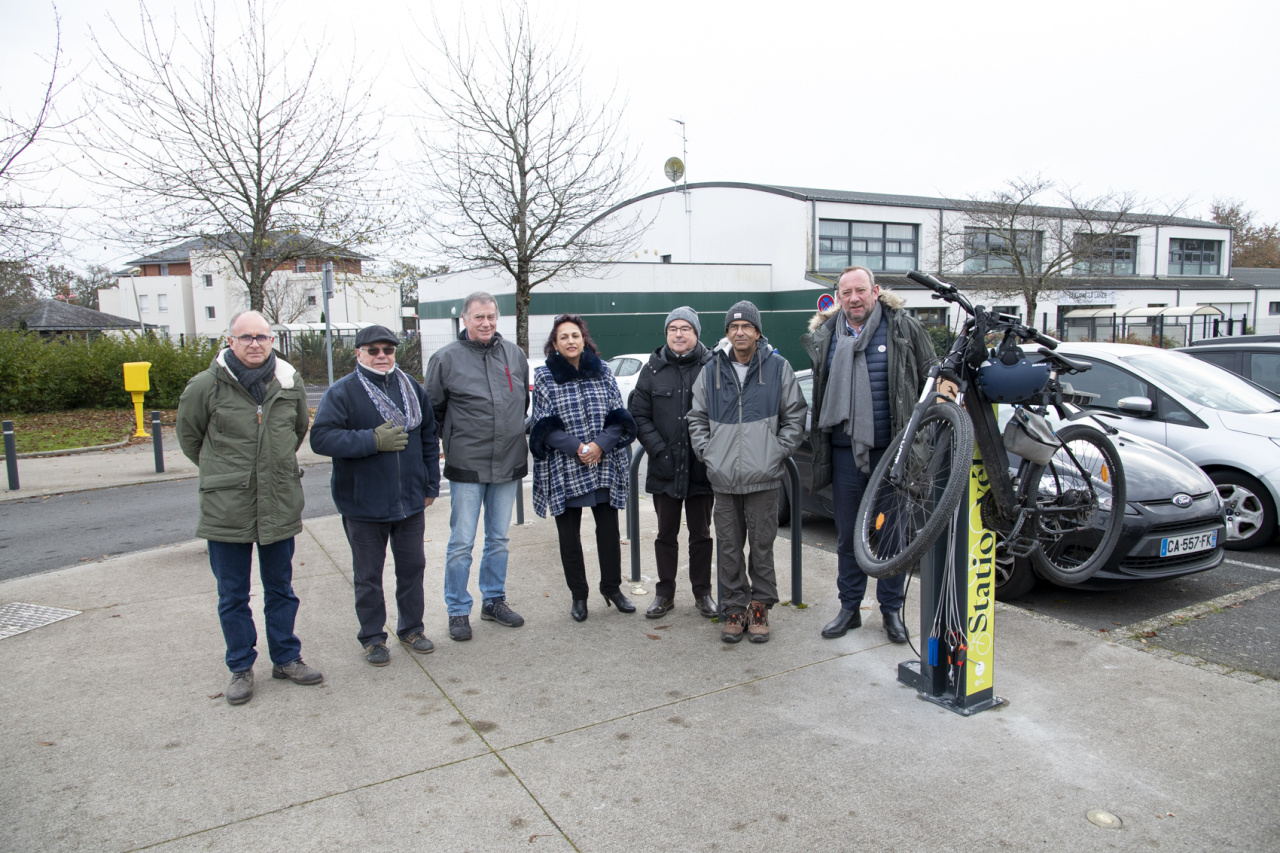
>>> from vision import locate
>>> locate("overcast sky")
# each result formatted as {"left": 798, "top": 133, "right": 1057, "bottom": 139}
{"left": 4, "top": 0, "right": 1277, "bottom": 270}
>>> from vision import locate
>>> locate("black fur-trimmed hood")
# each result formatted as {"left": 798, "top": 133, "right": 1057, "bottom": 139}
{"left": 544, "top": 348, "right": 608, "bottom": 383}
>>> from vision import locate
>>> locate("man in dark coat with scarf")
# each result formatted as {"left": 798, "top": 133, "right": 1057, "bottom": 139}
{"left": 310, "top": 325, "right": 441, "bottom": 666}
{"left": 800, "top": 266, "right": 941, "bottom": 644}
{"left": 629, "top": 307, "right": 717, "bottom": 619}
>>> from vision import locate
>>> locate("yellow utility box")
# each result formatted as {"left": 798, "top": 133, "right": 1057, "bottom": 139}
{"left": 123, "top": 361, "right": 152, "bottom": 436}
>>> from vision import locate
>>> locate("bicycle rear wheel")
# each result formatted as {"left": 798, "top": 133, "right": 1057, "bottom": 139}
{"left": 1023, "top": 423, "right": 1126, "bottom": 584}
{"left": 854, "top": 401, "right": 975, "bottom": 578}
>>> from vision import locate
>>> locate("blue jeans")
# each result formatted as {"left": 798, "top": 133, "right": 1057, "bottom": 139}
{"left": 831, "top": 445, "right": 905, "bottom": 613}
{"left": 444, "top": 480, "right": 518, "bottom": 616}
{"left": 207, "top": 538, "right": 302, "bottom": 672}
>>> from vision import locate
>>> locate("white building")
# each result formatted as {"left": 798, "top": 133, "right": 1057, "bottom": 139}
{"left": 99, "top": 235, "right": 402, "bottom": 342}
{"left": 419, "top": 183, "right": 1279, "bottom": 367}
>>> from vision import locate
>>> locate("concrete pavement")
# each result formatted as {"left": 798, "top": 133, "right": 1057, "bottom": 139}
{"left": 2, "top": 450, "right": 1279, "bottom": 851}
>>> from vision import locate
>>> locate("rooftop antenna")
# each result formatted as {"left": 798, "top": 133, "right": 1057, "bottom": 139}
{"left": 668, "top": 119, "right": 691, "bottom": 259}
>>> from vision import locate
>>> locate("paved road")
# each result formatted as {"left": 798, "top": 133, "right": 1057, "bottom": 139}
{"left": 0, "top": 464, "right": 337, "bottom": 582}
{"left": 780, "top": 513, "right": 1280, "bottom": 679}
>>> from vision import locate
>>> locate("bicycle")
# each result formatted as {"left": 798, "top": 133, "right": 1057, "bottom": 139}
{"left": 853, "top": 271, "right": 1127, "bottom": 585}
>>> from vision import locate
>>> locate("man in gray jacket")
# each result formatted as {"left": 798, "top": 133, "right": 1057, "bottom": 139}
{"left": 688, "top": 301, "right": 807, "bottom": 644}
{"left": 425, "top": 292, "right": 530, "bottom": 642}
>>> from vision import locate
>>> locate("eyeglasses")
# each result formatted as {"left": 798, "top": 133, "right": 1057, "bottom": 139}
{"left": 667, "top": 324, "right": 695, "bottom": 334}
{"left": 363, "top": 345, "right": 397, "bottom": 356}
{"left": 232, "top": 334, "right": 273, "bottom": 345}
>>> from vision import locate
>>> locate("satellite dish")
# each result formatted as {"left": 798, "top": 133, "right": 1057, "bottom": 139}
{"left": 664, "top": 157, "right": 685, "bottom": 183}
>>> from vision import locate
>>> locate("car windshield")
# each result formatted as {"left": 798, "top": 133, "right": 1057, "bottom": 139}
{"left": 1124, "top": 350, "right": 1280, "bottom": 414}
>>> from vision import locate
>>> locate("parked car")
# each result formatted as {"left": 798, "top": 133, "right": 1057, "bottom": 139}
{"left": 1055, "top": 342, "right": 1280, "bottom": 549}
{"left": 789, "top": 370, "right": 1227, "bottom": 600}
{"left": 605, "top": 353, "right": 648, "bottom": 407}
{"left": 1177, "top": 340, "right": 1280, "bottom": 396}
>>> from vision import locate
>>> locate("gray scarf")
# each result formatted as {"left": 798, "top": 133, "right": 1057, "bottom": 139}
{"left": 224, "top": 349, "right": 276, "bottom": 405}
{"left": 817, "top": 300, "right": 883, "bottom": 474}
{"left": 356, "top": 365, "right": 423, "bottom": 432}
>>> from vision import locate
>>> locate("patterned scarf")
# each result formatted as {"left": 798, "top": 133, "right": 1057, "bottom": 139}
{"left": 357, "top": 365, "right": 423, "bottom": 432}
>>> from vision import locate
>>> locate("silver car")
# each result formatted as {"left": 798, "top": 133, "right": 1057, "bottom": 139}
{"left": 1056, "top": 342, "right": 1280, "bottom": 550}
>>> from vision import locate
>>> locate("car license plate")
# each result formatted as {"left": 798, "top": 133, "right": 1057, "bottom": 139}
{"left": 1160, "top": 531, "right": 1218, "bottom": 557}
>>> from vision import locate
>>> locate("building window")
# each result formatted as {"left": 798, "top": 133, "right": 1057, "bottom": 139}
{"left": 138, "top": 295, "right": 149, "bottom": 313}
{"left": 907, "top": 307, "right": 948, "bottom": 329}
{"left": 157, "top": 294, "right": 168, "bottom": 312}
{"left": 818, "top": 220, "right": 918, "bottom": 272}
{"left": 307, "top": 294, "right": 317, "bottom": 306}
{"left": 159, "top": 325, "right": 170, "bottom": 337}
{"left": 159, "top": 264, "right": 169, "bottom": 276}
{"left": 296, "top": 259, "right": 307, "bottom": 273}
{"left": 203, "top": 274, "right": 213, "bottom": 288}
{"left": 1269, "top": 301, "right": 1280, "bottom": 315}
{"left": 1073, "top": 234, "right": 1137, "bottom": 276}
{"left": 1168, "top": 239, "right": 1220, "bottom": 276}
{"left": 964, "top": 229, "right": 1041, "bottom": 274}
{"left": 205, "top": 306, "right": 216, "bottom": 319}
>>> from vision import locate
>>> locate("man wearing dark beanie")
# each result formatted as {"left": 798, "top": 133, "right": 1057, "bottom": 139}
{"left": 629, "top": 307, "right": 715, "bottom": 618}
{"left": 688, "top": 300, "right": 807, "bottom": 644}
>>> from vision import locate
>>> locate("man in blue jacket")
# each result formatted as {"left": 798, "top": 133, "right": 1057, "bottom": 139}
{"left": 311, "top": 325, "right": 441, "bottom": 666}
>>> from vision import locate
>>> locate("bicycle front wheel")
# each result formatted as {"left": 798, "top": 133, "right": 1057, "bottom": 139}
{"left": 1023, "top": 423, "right": 1127, "bottom": 584}
{"left": 854, "top": 400, "right": 975, "bottom": 579}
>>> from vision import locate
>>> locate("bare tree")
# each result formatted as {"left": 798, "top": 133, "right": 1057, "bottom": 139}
{"left": 415, "top": 4, "right": 643, "bottom": 352}
{"left": 1212, "top": 199, "right": 1280, "bottom": 269}
{"left": 1, "top": 10, "right": 72, "bottom": 264}
{"left": 939, "top": 175, "right": 1187, "bottom": 323}
{"left": 80, "top": 0, "right": 396, "bottom": 312}
{"left": 258, "top": 274, "right": 315, "bottom": 324}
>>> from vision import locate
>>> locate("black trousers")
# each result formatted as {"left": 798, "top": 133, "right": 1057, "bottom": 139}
{"left": 554, "top": 503, "right": 622, "bottom": 601}
{"left": 343, "top": 512, "right": 426, "bottom": 647}
{"left": 652, "top": 492, "right": 714, "bottom": 600}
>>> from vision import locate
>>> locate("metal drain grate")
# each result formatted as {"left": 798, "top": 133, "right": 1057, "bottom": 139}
{"left": 0, "top": 602, "right": 82, "bottom": 640}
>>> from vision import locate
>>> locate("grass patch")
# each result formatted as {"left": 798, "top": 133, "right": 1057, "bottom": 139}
{"left": 0, "top": 409, "right": 175, "bottom": 456}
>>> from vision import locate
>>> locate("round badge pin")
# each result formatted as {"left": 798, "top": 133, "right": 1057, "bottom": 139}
{"left": 878, "top": 344, "right": 886, "bottom": 352}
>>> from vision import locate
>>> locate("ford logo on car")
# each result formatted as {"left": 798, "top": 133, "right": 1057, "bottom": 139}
{"left": 1172, "top": 493, "right": 1193, "bottom": 508}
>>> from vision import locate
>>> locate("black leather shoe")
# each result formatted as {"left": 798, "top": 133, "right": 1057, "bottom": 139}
{"left": 694, "top": 595, "right": 718, "bottom": 618}
{"left": 570, "top": 600, "right": 588, "bottom": 622}
{"left": 821, "top": 607, "right": 862, "bottom": 639}
{"left": 883, "top": 610, "right": 909, "bottom": 644}
{"left": 604, "top": 591, "right": 636, "bottom": 613}
{"left": 646, "top": 596, "right": 673, "bottom": 618}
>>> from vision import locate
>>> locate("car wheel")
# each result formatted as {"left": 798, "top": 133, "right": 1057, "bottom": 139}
{"left": 777, "top": 479, "right": 792, "bottom": 526}
{"left": 1211, "top": 470, "right": 1277, "bottom": 550}
{"left": 994, "top": 537, "right": 1037, "bottom": 600}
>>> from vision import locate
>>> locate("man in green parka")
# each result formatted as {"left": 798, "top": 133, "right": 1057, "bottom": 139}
{"left": 177, "top": 310, "right": 323, "bottom": 705}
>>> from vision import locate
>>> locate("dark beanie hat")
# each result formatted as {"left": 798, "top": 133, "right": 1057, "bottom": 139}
{"left": 664, "top": 306, "right": 701, "bottom": 339}
{"left": 354, "top": 324, "right": 400, "bottom": 347}
{"left": 724, "top": 300, "right": 762, "bottom": 334}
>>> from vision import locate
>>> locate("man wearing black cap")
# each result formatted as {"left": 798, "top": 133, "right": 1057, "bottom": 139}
{"left": 311, "top": 325, "right": 441, "bottom": 666}
{"left": 629, "top": 306, "right": 716, "bottom": 619}
{"left": 688, "top": 301, "right": 807, "bottom": 644}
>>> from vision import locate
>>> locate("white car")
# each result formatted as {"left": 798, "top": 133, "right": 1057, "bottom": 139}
{"left": 1056, "top": 342, "right": 1280, "bottom": 549}
{"left": 605, "top": 353, "right": 648, "bottom": 407}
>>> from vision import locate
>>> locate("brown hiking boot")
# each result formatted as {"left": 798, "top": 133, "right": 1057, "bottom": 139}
{"left": 721, "top": 611, "right": 745, "bottom": 643}
{"left": 747, "top": 601, "right": 770, "bottom": 643}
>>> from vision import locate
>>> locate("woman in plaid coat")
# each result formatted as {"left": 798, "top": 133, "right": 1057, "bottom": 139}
{"left": 530, "top": 314, "right": 637, "bottom": 623}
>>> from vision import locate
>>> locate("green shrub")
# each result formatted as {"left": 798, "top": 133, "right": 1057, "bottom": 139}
{"left": 0, "top": 330, "right": 219, "bottom": 414}
{"left": 928, "top": 326, "right": 953, "bottom": 359}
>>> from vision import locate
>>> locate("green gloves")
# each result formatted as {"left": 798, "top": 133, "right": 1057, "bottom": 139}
{"left": 373, "top": 419, "right": 408, "bottom": 452}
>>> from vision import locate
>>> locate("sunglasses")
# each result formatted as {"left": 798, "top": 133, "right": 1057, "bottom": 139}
{"left": 363, "top": 345, "right": 397, "bottom": 356}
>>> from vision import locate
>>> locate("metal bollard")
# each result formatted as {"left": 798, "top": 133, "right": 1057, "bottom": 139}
{"left": 627, "top": 446, "right": 646, "bottom": 582}
{"left": 152, "top": 411, "right": 165, "bottom": 473}
{"left": 784, "top": 456, "right": 803, "bottom": 606}
{"left": 515, "top": 477, "right": 525, "bottom": 525}
{"left": 3, "top": 420, "right": 18, "bottom": 490}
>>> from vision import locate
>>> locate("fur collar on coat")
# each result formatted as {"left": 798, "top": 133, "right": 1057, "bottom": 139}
{"left": 544, "top": 348, "right": 608, "bottom": 383}
{"left": 807, "top": 289, "right": 906, "bottom": 332}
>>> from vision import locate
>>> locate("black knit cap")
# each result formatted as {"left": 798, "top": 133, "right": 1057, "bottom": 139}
{"left": 724, "top": 300, "right": 762, "bottom": 334}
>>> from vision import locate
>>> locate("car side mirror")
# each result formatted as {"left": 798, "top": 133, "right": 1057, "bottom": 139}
{"left": 1117, "top": 396, "right": 1153, "bottom": 415}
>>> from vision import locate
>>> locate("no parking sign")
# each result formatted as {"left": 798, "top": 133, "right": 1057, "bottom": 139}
{"left": 817, "top": 293, "right": 835, "bottom": 313}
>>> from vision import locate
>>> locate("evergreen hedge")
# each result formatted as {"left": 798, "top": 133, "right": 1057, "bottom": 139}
{"left": 0, "top": 330, "right": 220, "bottom": 414}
